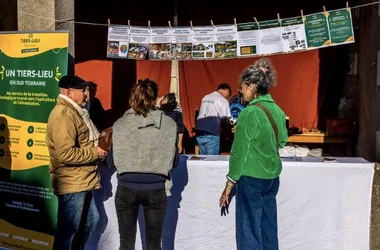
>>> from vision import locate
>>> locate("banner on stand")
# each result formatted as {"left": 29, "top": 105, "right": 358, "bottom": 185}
{"left": 0, "top": 31, "right": 68, "bottom": 250}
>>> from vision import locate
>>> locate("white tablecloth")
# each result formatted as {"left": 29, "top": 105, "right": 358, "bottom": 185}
{"left": 86, "top": 156, "right": 374, "bottom": 250}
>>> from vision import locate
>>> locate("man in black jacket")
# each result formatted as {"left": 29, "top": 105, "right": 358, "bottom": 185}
{"left": 84, "top": 82, "right": 106, "bottom": 131}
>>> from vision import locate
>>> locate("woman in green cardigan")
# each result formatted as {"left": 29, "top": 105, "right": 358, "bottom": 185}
{"left": 219, "top": 58, "right": 288, "bottom": 250}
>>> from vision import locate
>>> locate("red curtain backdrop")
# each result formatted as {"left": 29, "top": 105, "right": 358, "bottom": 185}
{"left": 136, "top": 61, "right": 171, "bottom": 96}
{"left": 75, "top": 60, "right": 113, "bottom": 110}
{"left": 179, "top": 50, "right": 320, "bottom": 133}
{"left": 75, "top": 51, "right": 319, "bottom": 132}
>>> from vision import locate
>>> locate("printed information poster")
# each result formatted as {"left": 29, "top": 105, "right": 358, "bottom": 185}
{"left": 191, "top": 26, "right": 215, "bottom": 59}
{"left": 214, "top": 25, "right": 238, "bottom": 59}
{"left": 304, "top": 12, "right": 331, "bottom": 48}
{"left": 0, "top": 31, "right": 68, "bottom": 250}
{"left": 149, "top": 27, "right": 172, "bottom": 60}
{"left": 171, "top": 27, "right": 193, "bottom": 60}
{"left": 327, "top": 8, "right": 355, "bottom": 45}
{"left": 128, "top": 26, "right": 150, "bottom": 60}
{"left": 106, "top": 25, "right": 130, "bottom": 58}
{"left": 281, "top": 17, "right": 307, "bottom": 52}
{"left": 258, "top": 20, "right": 283, "bottom": 54}
{"left": 237, "top": 22, "right": 259, "bottom": 57}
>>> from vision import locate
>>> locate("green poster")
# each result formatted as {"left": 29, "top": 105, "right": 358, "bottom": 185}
{"left": 304, "top": 12, "right": 331, "bottom": 48}
{"left": 0, "top": 31, "right": 68, "bottom": 250}
{"left": 328, "top": 8, "right": 355, "bottom": 44}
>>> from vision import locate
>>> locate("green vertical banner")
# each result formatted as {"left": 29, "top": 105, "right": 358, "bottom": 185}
{"left": 304, "top": 12, "right": 331, "bottom": 48}
{"left": 0, "top": 31, "right": 68, "bottom": 250}
{"left": 327, "top": 8, "right": 355, "bottom": 45}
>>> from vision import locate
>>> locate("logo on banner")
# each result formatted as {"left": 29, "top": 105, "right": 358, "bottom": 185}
{"left": 0, "top": 66, "right": 4, "bottom": 80}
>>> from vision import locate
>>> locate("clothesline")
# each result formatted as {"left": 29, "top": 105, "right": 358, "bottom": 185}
{"left": 17, "top": 0, "right": 380, "bottom": 28}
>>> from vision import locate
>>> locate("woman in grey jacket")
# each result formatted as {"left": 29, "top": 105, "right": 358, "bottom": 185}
{"left": 111, "top": 78, "right": 178, "bottom": 250}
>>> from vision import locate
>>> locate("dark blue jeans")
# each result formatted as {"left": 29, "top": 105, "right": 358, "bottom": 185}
{"left": 196, "top": 134, "right": 220, "bottom": 155}
{"left": 53, "top": 190, "right": 99, "bottom": 250}
{"left": 236, "top": 176, "right": 280, "bottom": 250}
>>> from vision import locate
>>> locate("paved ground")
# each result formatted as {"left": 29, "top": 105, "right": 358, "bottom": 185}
{"left": 371, "top": 164, "right": 380, "bottom": 250}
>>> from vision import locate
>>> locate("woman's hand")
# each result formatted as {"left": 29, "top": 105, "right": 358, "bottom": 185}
{"left": 219, "top": 181, "right": 234, "bottom": 207}
{"left": 156, "top": 96, "right": 164, "bottom": 107}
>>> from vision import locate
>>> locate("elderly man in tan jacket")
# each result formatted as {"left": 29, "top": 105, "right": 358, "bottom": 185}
{"left": 46, "top": 75, "right": 107, "bottom": 250}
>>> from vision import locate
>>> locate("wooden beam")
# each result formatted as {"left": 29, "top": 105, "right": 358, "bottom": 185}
{"left": 357, "top": 0, "right": 380, "bottom": 161}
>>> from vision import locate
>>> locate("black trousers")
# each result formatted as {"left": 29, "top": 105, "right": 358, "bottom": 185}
{"left": 115, "top": 185, "right": 167, "bottom": 250}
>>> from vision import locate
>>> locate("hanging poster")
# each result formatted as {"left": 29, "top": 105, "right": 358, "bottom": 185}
{"left": 237, "top": 22, "right": 259, "bottom": 57}
{"left": 191, "top": 26, "right": 215, "bottom": 59}
{"left": 106, "top": 25, "right": 130, "bottom": 58}
{"left": 304, "top": 12, "right": 331, "bottom": 48}
{"left": 128, "top": 26, "right": 150, "bottom": 60}
{"left": 0, "top": 31, "right": 68, "bottom": 250}
{"left": 149, "top": 27, "right": 172, "bottom": 60}
{"left": 214, "top": 25, "right": 238, "bottom": 59}
{"left": 258, "top": 19, "right": 283, "bottom": 54}
{"left": 171, "top": 27, "right": 193, "bottom": 60}
{"left": 327, "top": 8, "right": 355, "bottom": 45}
{"left": 281, "top": 17, "right": 307, "bottom": 52}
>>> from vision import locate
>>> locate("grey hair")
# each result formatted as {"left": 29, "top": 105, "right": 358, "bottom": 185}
{"left": 239, "top": 58, "right": 277, "bottom": 95}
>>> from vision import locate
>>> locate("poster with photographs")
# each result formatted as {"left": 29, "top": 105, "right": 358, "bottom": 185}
{"left": 191, "top": 26, "right": 215, "bottom": 59}
{"left": 258, "top": 19, "right": 283, "bottom": 54}
{"left": 327, "top": 8, "right": 355, "bottom": 45}
{"left": 128, "top": 26, "right": 150, "bottom": 60}
{"left": 171, "top": 27, "right": 193, "bottom": 60}
{"left": 149, "top": 27, "right": 172, "bottom": 60}
{"left": 236, "top": 22, "right": 259, "bottom": 57}
{"left": 214, "top": 25, "right": 238, "bottom": 59}
{"left": 304, "top": 12, "right": 331, "bottom": 48}
{"left": 107, "top": 25, "right": 130, "bottom": 58}
{"left": 281, "top": 17, "right": 307, "bottom": 52}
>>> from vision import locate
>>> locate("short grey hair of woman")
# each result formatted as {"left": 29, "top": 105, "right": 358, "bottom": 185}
{"left": 239, "top": 58, "right": 277, "bottom": 95}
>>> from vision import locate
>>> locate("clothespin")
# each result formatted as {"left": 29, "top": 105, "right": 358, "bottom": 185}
{"left": 277, "top": 13, "right": 281, "bottom": 24}
{"left": 168, "top": 21, "right": 172, "bottom": 29}
{"left": 254, "top": 17, "right": 259, "bottom": 25}
{"left": 210, "top": 20, "right": 215, "bottom": 28}
{"left": 323, "top": 6, "right": 327, "bottom": 16}
{"left": 346, "top": 1, "right": 349, "bottom": 10}
{"left": 190, "top": 20, "right": 193, "bottom": 30}
{"left": 128, "top": 20, "right": 131, "bottom": 29}
{"left": 148, "top": 20, "right": 151, "bottom": 29}
{"left": 301, "top": 9, "right": 304, "bottom": 17}
{"left": 107, "top": 18, "right": 111, "bottom": 26}
{"left": 233, "top": 18, "right": 237, "bottom": 27}
{"left": 301, "top": 9, "right": 305, "bottom": 21}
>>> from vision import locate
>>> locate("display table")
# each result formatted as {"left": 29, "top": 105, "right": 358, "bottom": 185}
{"left": 86, "top": 156, "right": 374, "bottom": 250}
{"left": 287, "top": 133, "right": 353, "bottom": 156}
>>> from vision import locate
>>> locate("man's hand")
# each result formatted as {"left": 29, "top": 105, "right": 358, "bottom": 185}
{"left": 232, "top": 126, "right": 236, "bottom": 134}
{"left": 178, "top": 144, "right": 183, "bottom": 154}
{"left": 96, "top": 146, "right": 108, "bottom": 159}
